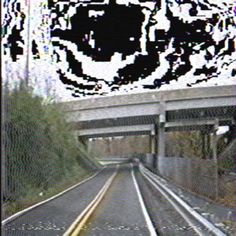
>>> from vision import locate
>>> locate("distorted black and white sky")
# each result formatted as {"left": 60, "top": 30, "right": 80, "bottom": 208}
{"left": 2, "top": 0, "right": 236, "bottom": 100}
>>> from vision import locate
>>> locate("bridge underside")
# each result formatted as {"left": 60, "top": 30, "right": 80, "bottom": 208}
{"left": 77, "top": 125, "right": 153, "bottom": 138}
{"left": 73, "top": 106, "right": 235, "bottom": 165}
{"left": 72, "top": 106, "right": 235, "bottom": 137}
{"left": 65, "top": 86, "right": 236, "bottom": 164}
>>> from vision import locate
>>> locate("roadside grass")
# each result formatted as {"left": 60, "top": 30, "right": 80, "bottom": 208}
{"left": 3, "top": 167, "right": 93, "bottom": 219}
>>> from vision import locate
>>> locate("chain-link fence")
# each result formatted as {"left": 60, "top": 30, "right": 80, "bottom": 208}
{"left": 86, "top": 102, "right": 236, "bottom": 205}
{"left": 2, "top": 84, "right": 99, "bottom": 219}
{"left": 2, "top": 1, "right": 236, "bottom": 235}
{"left": 142, "top": 124, "right": 236, "bottom": 205}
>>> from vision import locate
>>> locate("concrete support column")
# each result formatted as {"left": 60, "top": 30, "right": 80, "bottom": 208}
{"left": 73, "top": 131, "right": 79, "bottom": 143}
{"left": 78, "top": 136, "right": 89, "bottom": 151}
{"left": 87, "top": 138, "right": 92, "bottom": 154}
{"left": 228, "top": 124, "right": 236, "bottom": 143}
{"left": 206, "top": 133, "right": 210, "bottom": 159}
{"left": 150, "top": 127, "right": 157, "bottom": 154}
{"left": 201, "top": 131, "right": 206, "bottom": 159}
{"left": 211, "top": 133, "right": 217, "bottom": 161}
{"left": 158, "top": 102, "right": 166, "bottom": 160}
{"left": 158, "top": 123, "right": 165, "bottom": 159}
{"left": 211, "top": 120, "right": 219, "bottom": 199}
{"left": 149, "top": 125, "right": 157, "bottom": 169}
{"left": 229, "top": 123, "right": 236, "bottom": 172}
{"left": 201, "top": 131, "right": 210, "bottom": 159}
{"left": 211, "top": 120, "right": 219, "bottom": 161}
{"left": 150, "top": 135, "right": 155, "bottom": 154}
{"left": 73, "top": 131, "right": 89, "bottom": 153}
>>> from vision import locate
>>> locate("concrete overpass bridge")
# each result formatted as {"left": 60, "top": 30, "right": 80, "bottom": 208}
{"left": 61, "top": 85, "right": 236, "bottom": 161}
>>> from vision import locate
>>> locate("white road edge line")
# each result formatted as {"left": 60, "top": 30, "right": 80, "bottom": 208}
{"left": 141, "top": 169, "right": 204, "bottom": 236}
{"left": 141, "top": 165, "right": 227, "bottom": 236}
{"left": 140, "top": 165, "right": 227, "bottom": 236}
{"left": 2, "top": 167, "right": 105, "bottom": 225}
{"left": 131, "top": 163, "right": 157, "bottom": 236}
{"left": 64, "top": 165, "right": 119, "bottom": 236}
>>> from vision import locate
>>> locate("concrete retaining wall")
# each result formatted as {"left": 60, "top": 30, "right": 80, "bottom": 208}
{"left": 158, "top": 156, "right": 218, "bottom": 199}
{"left": 145, "top": 154, "right": 155, "bottom": 168}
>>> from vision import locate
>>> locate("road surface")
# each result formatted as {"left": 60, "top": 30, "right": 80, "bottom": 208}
{"left": 2, "top": 163, "right": 228, "bottom": 236}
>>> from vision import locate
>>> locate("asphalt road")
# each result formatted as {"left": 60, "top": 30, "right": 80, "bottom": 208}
{"left": 135, "top": 168, "right": 199, "bottom": 236}
{"left": 79, "top": 164, "right": 152, "bottom": 236}
{"left": 78, "top": 163, "right": 205, "bottom": 236}
{"left": 3, "top": 163, "right": 223, "bottom": 236}
{"left": 2, "top": 166, "right": 116, "bottom": 236}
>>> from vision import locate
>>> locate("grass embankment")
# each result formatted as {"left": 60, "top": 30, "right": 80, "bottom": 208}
{"left": 2, "top": 83, "right": 100, "bottom": 219}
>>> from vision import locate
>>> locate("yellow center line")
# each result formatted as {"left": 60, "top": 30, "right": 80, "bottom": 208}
{"left": 64, "top": 165, "right": 119, "bottom": 236}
